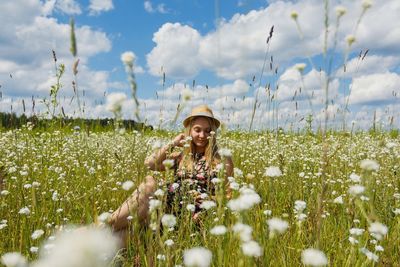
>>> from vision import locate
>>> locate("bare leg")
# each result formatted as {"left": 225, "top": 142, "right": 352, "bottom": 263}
{"left": 110, "top": 175, "right": 156, "bottom": 231}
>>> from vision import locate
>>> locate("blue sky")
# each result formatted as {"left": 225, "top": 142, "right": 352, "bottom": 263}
{"left": 0, "top": 0, "right": 399, "bottom": 130}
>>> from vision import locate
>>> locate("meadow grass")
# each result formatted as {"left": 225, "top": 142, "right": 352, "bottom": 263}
{"left": 0, "top": 126, "right": 399, "bottom": 266}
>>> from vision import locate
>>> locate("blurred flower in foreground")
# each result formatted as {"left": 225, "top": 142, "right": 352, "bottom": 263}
{"left": 31, "top": 226, "right": 118, "bottom": 267}
{"left": 368, "top": 222, "right": 388, "bottom": 240}
{"left": 301, "top": 248, "right": 328, "bottom": 266}
{"left": 183, "top": 247, "right": 212, "bottom": 267}
{"left": 267, "top": 217, "right": 288, "bottom": 238}
{"left": 122, "top": 180, "right": 134, "bottom": 191}
{"left": 1, "top": 252, "right": 27, "bottom": 267}
{"left": 210, "top": 225, "right": 227, "bottom": 236}
{"left": 335, "top": 6, "right": 347, "bottom": 17}
{"left": 106, "top": 93, "right": 127, "bottom": 115}
{"left": 161, "top": 214, "right": 177, "bottom": 228}
{"left": 360, "top": 159, "right": 379, "bottom": 171}
{"left": 120, "top": 51, "right": 135, "bottom": 66}
{"left": 227, "top": 187, "right": 261, "bottom": 212}
{"left": 241, "top": 240, "right": 262, "bottom": 257}
{"left": 294, "top": 63, "right": 306, "bottom": 73}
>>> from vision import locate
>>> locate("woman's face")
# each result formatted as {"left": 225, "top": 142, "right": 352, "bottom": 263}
{"left": 190, "top": 117, "right": 211, "bottom": 149}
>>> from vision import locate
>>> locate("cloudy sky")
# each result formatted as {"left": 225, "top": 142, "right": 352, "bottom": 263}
{"left": 0, "top": 0, "right": 399, "bottom": 130}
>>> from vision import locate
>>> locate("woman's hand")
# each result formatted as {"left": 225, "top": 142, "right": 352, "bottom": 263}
{"left": 172, "top": 133, "right": 186, "bottom": 147}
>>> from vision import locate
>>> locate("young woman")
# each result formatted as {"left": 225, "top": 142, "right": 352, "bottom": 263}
{"left": 109, "top": 105, "right": 234, "bottom": 238}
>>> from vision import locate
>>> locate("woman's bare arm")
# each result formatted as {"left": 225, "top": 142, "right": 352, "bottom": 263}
{"left": 144, "top": 133, "right": 185, "bottom": 171}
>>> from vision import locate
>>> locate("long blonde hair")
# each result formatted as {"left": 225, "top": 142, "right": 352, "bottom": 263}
{"left": 178, "top": 117, "right": 220, "bottom": 174}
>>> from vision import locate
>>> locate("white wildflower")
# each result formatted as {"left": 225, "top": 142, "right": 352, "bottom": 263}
{"left": 227, "top": 188, "right": 261, "bottom": 212}
{"left": 294, "top": 200, "right": 307, "bottom": 213}
{"left": 348, "top": 185, "right": 365, "bottom": 196}
{"left": 97, "top": 212, "right": 112, "bottom": 223}
{"left": 241, "top": 240, "right": 262, "bottom": 257}
{"left": 349, "top": 228, "right": 364, "bottom": 236}
{"left": 360, "top": 159, "right": 379, "bottom": 171}
{"left": 360, "top": 247, "right": 378, "bottom": 262}
{"left": 362, "top": 0, "right": 372, "bottom": 10}
{"left": 18, "top": 207, "right": 30, "bottom": 216}
{"left": 218, "top": 148, "right": 232, "bottom": 158}
{"left": 161, "top": 214, "right": 177, "bottom": 228}
{"left": 368, "top": 222, "right": 388, "bottom": 240}
{"left": 294, "top": 63, "right": 306, "bottom": 73}
{"left": 156, "top": 254, "right": 166, "bottom": 261}
{"left": 183, "top": 247, "right": 212, "bottom": 267}
{"left": 200, "top": 201, "right": 216, "bottom": 210}
{"left": 232, "top": 223, "right": 253, "bottom": 242}
{"left": 181, "top": 89, "right": 193, "bottom": 102}
{"left": 1, "top": 252, "right": 27, "bottom": 267}
{"left": 264, "top": 166, "right": 282, "bottom": 177}
{"left": 31, "top": 229, "right": 45, "bottom": 240}
{"left": 122, "top": 181, "right": 134, "bottom": 191}
{"left": 392, "top": 208, "right": 400, "bottom": 215}
{"left": 210, "top": 225, "right": 227, "bottom": 236}
{"left": 31, "top": 226, "right": 118, "bottom": 267}
{"left": 186, "top": 204, "right": 196, "bottom": 212}
{"left": 106, "top": 93, "right": 127, "bottom": 114}
{"left": 154, "top": 189, "right": 165, "bottom": 197}
{"left": 164, "top": 239, "right": 174, "bottom": 246}
{"left": 149, "top": 199, "right": 162, "bottom": 212}
{"left": 333, "top": 196, "right": 343, "bottom": 204}
{"left": 162, "top": 159, "right": 174, "bottom": 169}
{"left": 301, "top": 248, "right": 328, "bottom": 266}
{"left": 349, "top": 173, "right": 361, "bottom": 183}
{"left": 120, "top": 51, "right": 135, "bottom": 66}
{"left": 348, "top": 236, "right": 359, "bottom": 245}
{"left": 335, "top": 6, "right": 347, "bottom": 17}
{"left": 267, "top": 217, "right": 289, "bottom": 237}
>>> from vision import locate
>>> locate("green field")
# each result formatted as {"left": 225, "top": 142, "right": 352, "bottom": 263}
{"left": 1, "top": 127, "right": 399, "bottom": 266}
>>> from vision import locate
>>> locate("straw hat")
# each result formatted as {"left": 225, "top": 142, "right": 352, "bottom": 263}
{"left": 183, "top": 105, "right": 220, "bottom": 128}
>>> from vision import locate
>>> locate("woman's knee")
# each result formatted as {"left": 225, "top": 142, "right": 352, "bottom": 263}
{"left": 144, "top": 175, "right": 156, "bottom": 193}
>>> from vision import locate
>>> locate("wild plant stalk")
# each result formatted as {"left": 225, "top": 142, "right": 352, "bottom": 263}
{"left": 69, "top": 17, "right": 82, "bottom": 116}
{"left": 249, "top": 25, "right": 274, "bottom": 131}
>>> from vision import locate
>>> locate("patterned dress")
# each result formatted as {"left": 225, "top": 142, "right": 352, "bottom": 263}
{"left": 166, "top": 152, "right": 217, "bottom": 215}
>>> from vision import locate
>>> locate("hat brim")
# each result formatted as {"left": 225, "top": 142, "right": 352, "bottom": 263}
{"left": 183, "top": 113, "right": 220, "bottom": 128}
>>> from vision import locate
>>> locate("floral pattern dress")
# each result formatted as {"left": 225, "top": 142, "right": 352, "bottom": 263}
{"left": 166, "top": 152, "right": 217, "bottom": 215}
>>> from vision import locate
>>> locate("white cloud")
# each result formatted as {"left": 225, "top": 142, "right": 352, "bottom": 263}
{"left": 55, "top": 0, "right": 82, "bottom": 15}
{"left": 336, "top": 55, "right": 399, "bottom": 78}
{"left": 146, "top": 0, "right": 400, "bottom": 81}
{"left": 0, "top": 0, "right": 112, "bottom": 100}
{"left": 144, "top": 1, "right": 168, "bottom": 14}
{"left": 89, "top": 0, "right": 114, "bottom": 16}
{"left": 147, "top": 23, "right": 202, "bottom": 78}
{"left": 348, "top": 72, "right": 400, "bottom": 105}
